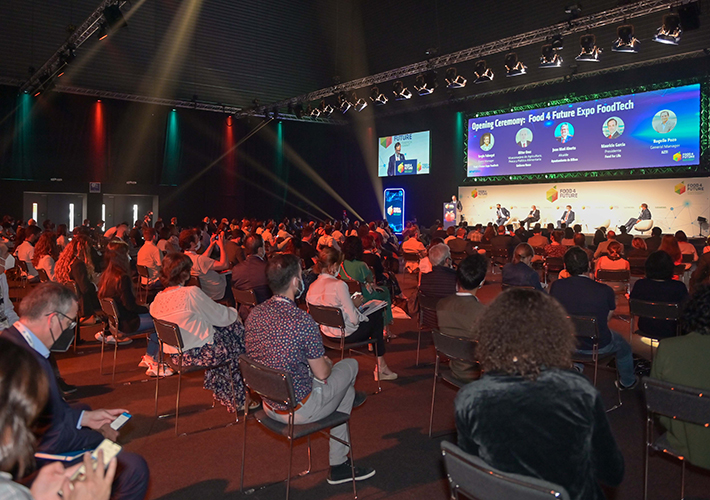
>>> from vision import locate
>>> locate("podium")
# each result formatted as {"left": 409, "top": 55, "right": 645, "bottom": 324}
{"left": 443, "top": 202, "right": 457, "bottom": 229}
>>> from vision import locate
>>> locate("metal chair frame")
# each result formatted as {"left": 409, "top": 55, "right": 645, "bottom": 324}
{"left": 628, "top": 299, "right": 681, "bottom": 358}
{"left": 135, "top": 264, "right": 150, "bottom": 304}
{"left": 67, "top": 281, "right": 82, "bottom": 352}
{"left": 568, "top": 315, "right": 622, "bottom": 412}
{"left": 152, "top": 318, "right": 238, "bottom": 435}
{"left": 233, "top": 288, "right": 257, "bottom": 318}
{"left": 37, "top": 268, "right": 50, "bottom": 283}
{"left": 429, "top": 329, "right": 477, "bottom": 437}
{"left": 99, "top": 297, "right": 149, "bottom": 384}
{"left": 543, "top": 257, "right": 565, "bottom": 285}
{"left": 417, "top": 291, "right": 440, "bottom": 366}
{"left": 642, "top": 377, "right": 710, "bottom": 500}
{"left": 441, "top": 441, "right": 571, "bottom": 500}
{"left": 308, "top": 303, "right": 381, "bottom": 393}
{"left": 238, "top": 354, "right": 358, "bottom": 500}
{"left": 596, "top": 269, "right": 631, "bottom": 322}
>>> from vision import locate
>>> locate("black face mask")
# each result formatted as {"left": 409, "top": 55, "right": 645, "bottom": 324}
{"left": 49, "top": 314, "right": 76, "bottom": 353}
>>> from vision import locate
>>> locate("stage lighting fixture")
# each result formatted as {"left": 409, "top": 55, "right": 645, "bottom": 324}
{"left": 98, "top": 4, "right": 127, "bottom": 40}
{"left": 445, "top": 67, "right": 467, "bottom": 88}
{"left": 320, "top": 100, "right": 334, "bottom": 117}
{"left": 504, "top": 53, "right": 527, "bottom": 77}
{"left": 612, "top": 24, "right": 639, "bottom": 53}
{"left": 392, "top": 81, "right": 412, "bottom": 100}
{"left": 308, "top": 104, "right": 321, "bottom": 118}
{"left": 370, "top": 86, "right": 388, "bottom": 105}
{"left": 355, "top": 97, "right": 368, "bottom": 112}
{"left": 474, "top": 60, "right": 493, "bottom": 83}
{"left": 294, "top": 103, "right": 304, "bottom": 118}
{"left": 338, "top": 93, "right": 352, "bottom": 113}
{"left": 97, "top": 22, "right": 108, "bottom": 40}
{"left": 414, "top": 72, "right": 437, "bottom": 96}
{"left": 576, "top": 34, "right": 601, "bottom": 62}
{"left": 551, "top": 34, "right": 564, "bottom": 50}
{"left": 653, "top": 13, "right": 682, "bottom": 45}
{"left": 539, "top": 44, "right": 563, "bottom": 68}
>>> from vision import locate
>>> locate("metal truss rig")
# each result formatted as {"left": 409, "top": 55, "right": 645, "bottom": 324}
{"left": 268, "top": 0, "right": 693, "bottom": 109}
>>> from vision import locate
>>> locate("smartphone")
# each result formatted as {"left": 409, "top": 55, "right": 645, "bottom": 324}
{"left": 110, "top": 412, "right": 131, "bottom": 431}
{"left": 70, "top": 439, "right": 122, "bottom": 481}
{"left": 351, "top": 291, "right": 362, "bottom": 300}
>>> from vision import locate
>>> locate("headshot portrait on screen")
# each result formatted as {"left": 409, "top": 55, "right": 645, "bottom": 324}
{"left": 603, "top": 117, "right": 624, "bottom": 139}
{"left": 555, "top": 122, "right": 574, "bottom": 143}
{"left": 515, "top": 128, "right": 533, "bottom": 148}
{"left": 387, "top": 141, "right": 405, "bottom": 176}
{"left": 480, "top": 133, "right": 494, "bottom": 151}
{"left": 653, "top": 109, "right": 677, "bottom": 134}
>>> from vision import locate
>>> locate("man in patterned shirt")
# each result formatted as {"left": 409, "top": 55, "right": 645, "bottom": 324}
{"left": 244, "top": 254, "right": 375, "bottom": 485}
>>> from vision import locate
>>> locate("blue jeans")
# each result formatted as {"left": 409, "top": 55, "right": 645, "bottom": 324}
{"left": 135, "top": 313, "right": 159, "bottom": 360}
{"left": 577, "top": 331, "right": 635, "bottom": 387}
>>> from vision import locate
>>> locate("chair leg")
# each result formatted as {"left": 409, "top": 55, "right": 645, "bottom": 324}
{"left": 416, "top": 328, "right": 422, "bottom": 366}
{"left": 286, "top": 417, "right": 295, "bottom": 500}
{"left": 592, "top": 346, "right": 599, "bottom": 386}
{"left": 74, "top": 324, "right": 79, "bottom": 353}
{"left": 175, "top": 356, "right": 183, "bottom": 436}
{"left": 154, "top": 345, "right": 162, "bottom": 417}
{"left": 680, "top": 459, "right": 686, "bottom": 500}
{"left": 346, "top": 421, "right": 358, "bottom": 500}
{"left": 374, "top": 343, "right": 381, "bottom": 394}
{"left": 227, "top": 364, "right": 238, "bottom": 423}
{"left": 99, "top": 335, "right": 105, "bottom": 375}
{"left": 428, "top": 356, "right": 440, "bottom": 438}
{"left": 239, "top": 392, "right": 249, "bottom": 493}
{"left": 644, "top": 416, "right": 651, "bottom": 500}
{"left": 305, "top": 436, "right": 312, "bottom": 475}
{"left": 112, "top": 341, "right": 118, "bottom": 384}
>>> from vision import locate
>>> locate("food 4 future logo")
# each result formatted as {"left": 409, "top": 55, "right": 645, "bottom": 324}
{"left": 675, "top": 182, "right": 686, "bottom": 195}
{"left": 546, "top": 186, "right": 558, "bottom": 203}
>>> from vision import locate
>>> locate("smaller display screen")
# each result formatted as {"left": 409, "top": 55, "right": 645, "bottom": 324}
{"left": 378, "top": 131, "right": 431, "bottom": 177}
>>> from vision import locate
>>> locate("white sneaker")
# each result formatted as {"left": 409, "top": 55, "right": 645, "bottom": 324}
{"left": 374, "top": 367, "right": 398, "bottom": 381}
{"left": 138, "top": 355, "right": 153, "bottom": 368}
{"left": 146, "top": 362, "right": 174, "bottom": 378}
{"left": 95, "top": 332, "right": 133, "bottom": 345}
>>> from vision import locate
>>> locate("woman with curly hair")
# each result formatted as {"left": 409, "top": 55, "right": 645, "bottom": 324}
{"left": 594, "top": 240, "right": 629, "bottom": 277}
{"left": 455, "top": 289, "right": 624, "bottom": 500}
{"left": 55, "top": 235, "right": 100, "bottom": 324}
{"left": 31, "top": 232, "right": 58, "bottom": 281}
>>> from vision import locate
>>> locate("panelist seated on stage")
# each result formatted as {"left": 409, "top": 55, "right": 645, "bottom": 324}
{"left": 519, "top": 205, "right": 540, "bottom": 229}
{"left": 494, "top": 204, "right": 510, "bottom": 226}
{"left": 624, "top": 203, "right": 652, "bottom": 233}
{"left": 557, "top": 205, "right": 575, "bottom": 228}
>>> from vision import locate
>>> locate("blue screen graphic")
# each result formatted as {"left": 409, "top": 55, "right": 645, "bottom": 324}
{"left": 384, "top": 188, "right": 405, "bottom": 234}
{"left": 467, "top": 84, "right": 700, "bottom": 177}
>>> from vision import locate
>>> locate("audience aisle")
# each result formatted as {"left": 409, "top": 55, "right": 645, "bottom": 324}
{"left": 51, "top": 268, "right": 710, "bottom": 500}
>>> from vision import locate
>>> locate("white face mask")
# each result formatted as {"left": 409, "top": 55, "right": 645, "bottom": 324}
{"left": 295, "top": 277, "right": 305, "bottom": 299}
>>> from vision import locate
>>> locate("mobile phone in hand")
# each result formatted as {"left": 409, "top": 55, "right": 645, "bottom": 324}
{"left": 70, "top": 439, "right": 122, "bottom": 482}
{"left": 110, "top": 412, "right": 131, "bottom": 431}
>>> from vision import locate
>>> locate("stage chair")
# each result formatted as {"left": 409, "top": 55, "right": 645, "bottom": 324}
{"left": 307, "top": 303, "right": 381, "bottom": 393}
{"left": 152, "top": 318, "right": 238, "bottom": 435}
{"left": 238, "top": 355, "right": 359, "bottom": 500}
{"left": 628, "top": 299, "right": 681, "bottom": 358}
{"left": 568, "top": 315, "right": 622, "bottom": 412}
{"left": 417, "top": 291, "right": 440, "bottom": 366}
{"left": 635, "top": 220, "right": 654, "bottom": 234}
{"left": 429, "top": 329, "right": 477, "bottom": 437}
{"left": 642, "top": 377, "right": 710, "bottom": 500}
{"left": 441, "top": 441, "right": 571, "bottom": 500}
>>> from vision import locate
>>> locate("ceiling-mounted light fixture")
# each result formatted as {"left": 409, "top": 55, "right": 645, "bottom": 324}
{"left": 445, "top": 67, "right": 467, "bottom": 88}
{"left": 504, "top": 53, "right": 527, "bottom": 77}
{"left": 338, "top": 93, "right": 352, "bottom": 113}
{"left": 392, "top": 81, "right": 412, "bottom": 100}
{"left": 370, "top": 86, "right": 388, "bottom": 105}
{"left": 653, "top": 13, "right": 682, "bottom": 45}
{"left": 414, "top": 71, "right": 437, "bottom": 96}
{"left": 539, "top": 44, "right": 563, "bottom": 68}
{"left": 474, "top": 60, "right": 493, "bottom": 83}
{"left": 576, "top": 34, "right": 601, "bottom": 62}
{"left": 612, "top": 24, "right": 640, "bottom": 53}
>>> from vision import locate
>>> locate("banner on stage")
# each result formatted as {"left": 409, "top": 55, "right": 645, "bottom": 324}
{"left": 384, "top": 188, "right": 405, "bottom": 234}
{"left": 443, "top": 202, "right": 456, "bottom": 229}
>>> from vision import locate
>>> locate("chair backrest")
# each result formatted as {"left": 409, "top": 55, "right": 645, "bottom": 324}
{"left": 642, "top": 377, "right": 710, "bottom": 426}
{"left": 152, "top": 317, "right": 185, "bottom": 351}
{"left": 441, "top": 441, "right": 571, "bottom": 500}
{"left": 418, "top": 292, "right": 440, "bottom": 312}
{"left": 238, "top": 354, "right": 297, "bottom": 410}
{"left": 501, "top": 283, "right": 536, "bottom": 291}
{"left": 568, "top": 315, "right": 599, "bottom": 341}
{"left": 544, "top": 257, "right": 565, "bottom": 271}
{"left": 596, "top": 269, "right": 630, "bottom": 282}
{"left": 136, "top": 264, "right": 149, "bottom": 279}
{"left": 233, "top": 288, "right": 258, "bottom": 307}
{"left": 673, "top": 264, "right": 686, "bottom": 276}
{"left": 628, "top": 257, "right": 647, "bottom": 275}
{"left": 308, "top": 303, "right": 346, "bottom": 330}
{"left": 492, "top": 247, "right": 509, "bottom": 259}
{"left": 431, "top": 329, "right": 477, "bottom": 363}
{"left": 533, "top": 246, "right": 546, "bottom": 256}
{"left": 629, "top": 299, "right": 681, "bottom": 321}
{"left": 100, "top": 297, "right": 120, "bottom": 335}
{"left": 66, "top": 281, "right": 83, "bottom": 316}
{"left": 403, "top": 252, "right": 420, "bottom": 262}
{"left": 16, "top": 260, "right": 29, "bottom": 273}
{"left": 341, "top": 279, "right": 362, "bottom": 295}
{"left": 37, "top": 268, "right": 50, "bottom": 282}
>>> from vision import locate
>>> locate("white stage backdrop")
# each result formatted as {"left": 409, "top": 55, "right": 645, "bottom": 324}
{"left": 459, "top": 176, "right": 710, "bottom": 235}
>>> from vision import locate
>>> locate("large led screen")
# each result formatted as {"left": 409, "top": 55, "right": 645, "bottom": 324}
{"left": 378, "top": 130, "right": 431, "bottom": 177}
{"left": 467, "top": 84, "right": 700, "bottom": 177}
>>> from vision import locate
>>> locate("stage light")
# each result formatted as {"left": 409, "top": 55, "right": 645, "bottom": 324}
{"left": 504, "top": 53, "right": 527, "bottom": 77}
{"left": 338, "top": 93, "right": 352, "bottom": 113}
{"left": 576, "top": 34, "right": 601, "bottom": 62}
{"left": 392, "top": 81, "right": 412, "bottom": 100}
{"left": 539, "top": 44, "right": 563, "bottom": 68}
{"left": 308, "top": 104, "right": 321, "bottom": 118}
{"left": 474, "top": 60, "right": 493, "bottom": 83}
{"left": 97, "top": 22, "right": 108, "bottom": 40}
{"left": 445, "top": 67, "right": 467, "bottom": 88}
{"left": 414, "top": 72, "right": 437, "bottom": 96}
{"left": 319, "top": 100, "right": 334, "bottom": 117}
{"left": 612, "top": 24, "right": 639, "bottom": 53}
{"left": 653, "top": 13, "right": 682, "bottom": 45}
{"left": 551, "top": 34, "right": 564, "bottom": 50}
{"left": 352, "top": 92, "right": 367, "bottom": 112}
{"left": 370, "top": 86, "right": 388, "bottom": 105}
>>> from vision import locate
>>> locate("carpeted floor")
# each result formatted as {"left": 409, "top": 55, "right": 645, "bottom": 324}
{"left": 49, "top": 268, "right": 710, "bottom": 500}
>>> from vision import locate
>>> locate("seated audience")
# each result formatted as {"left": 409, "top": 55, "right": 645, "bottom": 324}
{"left": 150, "top": 253, "right": 247, "bottom": 412}
{"left": 561, "top": 227, "right": 575, "bottom": 246}
{"left": 0, "top": 337, "right": 116, "bottom": 500}
{"left": 447, "top": 227, "right": 469, "bottom": 254}
{"left": 490, "top": 225, "right": 517, "bottom": 257}
{"left": 56, "top": 223, "right": 68, "bottom": 251}
{"left": 704, "top": 236, "right": 710, "bottom": 255}
{"left": 650, "top": 285, "right": 710, "bottom": 470}
{"left": 338, "top": 236, "right": 393, "bottom": 327}
{"left": 436, "top": 253, "right": 488, "bottom": 382}
{"left": 629, "top": 251, "right": 688, "bottom": 339}
{"left": 179, "top": 229, "right": 231, "bottom": 302}
{"left": 616, "top": 225, "right": 633, "bottom": 249}
{"left": 502, "top": 243, "right": 543, "bottom": 291}
{"left": 308, "top": 248, "right": 395, "bottom": 380}
{"left": 419, "top": 244, "right": 458, "bottom": 327}
{"left": 300, "top": 226, "right": 317, "bottom": 269}
{"left": 231, "top": 234, "right": 272, "bottom": 319}
{"left": 2, "top": 283, "right": 149, "bottom": 499}
{"left": 594, "top": 230, "right": 617, "bottom": 258}
{"left": 316, "top": 225, "right": 340, "bottom": 252}
{"left": 455, "top": 289, "right": 624, "bottom": 500}
{"left": 690, "top": 250, "right": 710, "bottom": 293}
{"left": 31, "top": 232, "right": 57, "bottom": 281}
{"left": 549, "top": 247, "right": 637, "bottom": 389}
{"left": 659, "top": 234, "right": 682, "bottom": 266}
{"left": 527, "top": 225, "right": 549, "bottom": 250}
{"left": 401, "top": 229, "right": 427, "bottom": 273}
{"left": 675, "top": 230, "right": 698, "bottom": 263}
{"left": 645, "top": 226, "right": 663, "bottom": 252}
{"left": 0, "top": 244, "right": 19, "bottom": 330}
{"left": 544, "top": 230, "right": 567, "bottom": 259}
{"left": 15, "top": 225, "right": 41, "bottom": 282}
{"left": 627, "top": 237, "right": 650, "bottom": 259}
{"left": 245, "top": 253, "right": 376, "bottom": 486}
{"left": 593, "top": 226, "right": 607, "bottom": 248}
{"left": 55, "top": 235, "right": 102, "bottom": 325}
{"left": 595, "top": 241, "right": 629, "bottom": 277}
{"left": 136, "top": 227, "right": 163, "bottom": 290}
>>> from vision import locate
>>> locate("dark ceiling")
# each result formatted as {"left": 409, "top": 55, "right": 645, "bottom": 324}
{"left": 0, "top": 0, "right": 707, "bottom": 111}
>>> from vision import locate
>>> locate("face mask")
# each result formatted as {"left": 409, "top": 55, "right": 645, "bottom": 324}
{"left": 295, "top": 277, "right": 305, "bottom": 299}
{"left": 0, "top": 254, "right": 15, "bottom": 271}
{"left": 195, "top": 240, "right": 201, "bottom": 251}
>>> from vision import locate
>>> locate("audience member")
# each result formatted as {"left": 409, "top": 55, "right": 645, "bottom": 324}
{"left": 490, "top": 225, "right": 517, "bottom": 256}
{"left": 690, "top": 250, "right": 710, "bottom": 293}
{"left": 447, "top": 227, "right": 468, "bottom": 254}
{"left": 627, "top": 237, "right": 649, "bottom": 259}
{"left": 436, "top": 254, "right": 488, "bottom": 382}
{"left": 527, "top": 225, "right": 549, "bottom": 249}
{"left": 245, "top": 253, "right": 375, "bottom": 486}
{"left": 136, "top": 227, "right": 163, "bottom": 290}
{"left": 419, "top": 244, "right": 457, "bottom": 327}
{"left": 55, "top": 236, "right": 102, "bottom": 325}
{"left": 31, "top": 232, "right": 58, "bottom": 281}
{"left": 455, "top": 289, "right": 624, "bottom": 500}
{"left": 645, "top": 227, "right": 663, "bottom": 252}
{"left": 0, "top": 244, "right": 19, "bottom": 331}
{"left": 561, "top": 227, "right": 575, "bottom": 246}
{"left": 616, "top": 225, "right": 633, "bottom": 249}
{"left": 549, "top": 247, "right": 637, "bottom": 389}
{"left": 55, "top": 224, "right": 68, "bottom": 251}
{"left": 659, "top": 235, "right": 682, "bottom": 266}
{"left": 629, "top": 251, "right": 688, "bottom": 339}
{"left": 675, "top": 230, "right": 698, "bottom": 263}
{"left": 231, "top": 234, "right": 272, "bottom": 319}
{"left": 544, "top": 230, "right": 567, "bottom": 259}
{"left": 593, "top": 226, "right": 607, "bottom": 248}
{"left": 594, "top": 230, "right": 617, "bottom": 258}
{"left": 179, "top": 229, "right": 231, "bottom": 302}
{"left": 650, "top": 285, "right": 710, "bottom": 469}
{"left": 502, "top": 243, "right": 543, "bottom": 290}
{"left": 401, "top": 229, "right": 427, "bottom": 273}
{"left": 150, "top": 253, "right": 247, "bottom": 412}
{"left": 594, "top": 241, "right": 629, "bottom": 277}
{"left": 15, "top": 225, "right": 41, "bottom": 282}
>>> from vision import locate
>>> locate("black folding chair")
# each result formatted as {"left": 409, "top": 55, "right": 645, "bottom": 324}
{"left": 441, "top": 441, "right": 571, "bottom": 500}
{"left": 642, "top": 377, "right": 710, "bottom": 500}
{"left": 99, "top": 297, "right": 146, "bottom": 384}
{"left": 135, "top": 264, "right": 150, "bottom": 304}
{"left": 239, "top": 355, "right": 359, "bottom": 500}
{"left": 543, "top": 257, "right": 565, "bottom": 284}
{"left": 417, "top": 291, "right": 440, "bottom": 366}
{"left": 233, "top": 288, "right": 257, "bottom": 319}
{"left": 628, "top": 299, "right": 681, "bottom": 357}
{"left": 429, "top": 329, "right": 477, "bottom": 437}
